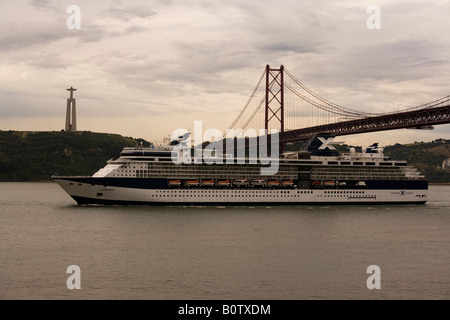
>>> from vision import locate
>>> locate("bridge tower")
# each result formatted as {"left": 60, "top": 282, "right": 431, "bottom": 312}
{"left": 265, "top": 65, "right": 284, "bottom": 152}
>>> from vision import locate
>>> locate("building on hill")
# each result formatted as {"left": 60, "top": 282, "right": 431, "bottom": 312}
{"left": 434, "top": 138, "right": 450, "bottom": 144}
{"left": 443, "top": 158, "right": 450, "bottom": 171}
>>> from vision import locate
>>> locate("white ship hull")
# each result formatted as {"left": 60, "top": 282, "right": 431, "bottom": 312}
{"left": 54, "top": 178, "right": 427, "bottom": 205}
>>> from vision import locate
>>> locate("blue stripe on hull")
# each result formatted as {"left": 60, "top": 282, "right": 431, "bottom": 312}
{"left": 366, "top": 180, "right": 428, "bottom": 190}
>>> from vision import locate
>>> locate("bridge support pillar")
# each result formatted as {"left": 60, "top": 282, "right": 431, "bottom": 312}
{"left": 265, "top": 65, "right": 284, "bottom": 153}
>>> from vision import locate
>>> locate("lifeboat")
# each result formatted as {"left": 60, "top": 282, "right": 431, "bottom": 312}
{"left": 267, "top": 180, "right": 280, "bottom": 187}
{"left": 186, "top": 180, "right": 199, "bottom": 187}
{"left": 168, "top": 179, "right": 181, "bottom": 186}
{"left": 281, "top": 180, "right": 294, "bottom": 186}
{"left": 251, "top": 179, "right": 266, "bottom": 186}
{"left": 311, "top": 180, "right": 323, "bottom": 187}
{"left": 233, "top": 179, "right": 248, "bottom": 186}
{"left": 323, "top": 180, "right": 336, "bottom": 187}
{"left": 201, "top": 179, "right": 215, "bottom": 187}
{"left": 217, "top": 179, "right": 231, "bottom": 187}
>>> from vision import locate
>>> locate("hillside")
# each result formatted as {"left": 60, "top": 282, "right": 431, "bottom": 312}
{"left": 0, "top": 131, "right": 145, "bottom": 181}
{"left": 383, "top": 140, "right": 450, "bottom": 183}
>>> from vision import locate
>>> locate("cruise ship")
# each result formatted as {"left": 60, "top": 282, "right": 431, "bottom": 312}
{"left": 52, "top": 135, "right": 428, "bottom": 205}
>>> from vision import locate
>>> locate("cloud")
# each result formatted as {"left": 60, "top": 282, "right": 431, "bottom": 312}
{"left": 29, "top": 0, "right": 58, "bottom": 11}
{"left": 0, "top": 1, "right": 157, "bottom": 52}
{"left": 344, "top": 40, "right": 447, "bottom": 82}
{"left": 0, "top": 21, "right": 74, "bottom": 51}
{"left": 0, "top": 0, "right": 449, "bottom": 144}
{"left": 105, "top": 4, "right": 157, "bottom": 22}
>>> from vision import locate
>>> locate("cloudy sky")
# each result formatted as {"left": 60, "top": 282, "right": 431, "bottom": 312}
{"left": 1, "top": 0, "right": 449, "bottom": 146}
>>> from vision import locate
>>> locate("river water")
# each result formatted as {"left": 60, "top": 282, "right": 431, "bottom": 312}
{"left": 1, "top": 182, "right": 449, "bottom": 300}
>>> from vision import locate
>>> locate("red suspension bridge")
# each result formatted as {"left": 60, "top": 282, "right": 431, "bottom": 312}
{"left": 224, "top": 65, "right": 450, "bottom": 146}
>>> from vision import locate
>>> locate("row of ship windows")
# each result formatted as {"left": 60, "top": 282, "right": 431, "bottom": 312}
{"left": 324, "top": 190, "right": 365, "bottom": 194}
{"left": 313, "top": 172, "right": 403, "bottom": 175}
{"left": 153, "top": 194, "right": 300, "bottom": 197}
{"left": 140, "top": 169, "right": 296, "bottom": 174}
{"left": 116, "top": 166, "right": 405, "bottom": 174}
{"left": 152, "top": 190, "right": 366, "bottom": 194}
{"left": 312, "top": 175, "right": 404, "bottom": 179}
{"left": 139, "top": 172, "right": 298, "bottom": 176}
{"left": 149, "top": 193, "right": 368, "bottom": 198}
{"left": 113, "top": 169, "right": 296, "bottom": 173}
{"left": 137, "top": 176, "right": 297, "bottom": 179}
{"left": 318, "top": 194, "right": 373, "bottom": 198}
{"left": 121, "top": 163, "right": 294, "bottom": 168}
{"left": 111, "top": 173, "right": 404, "bottom": 180}
{"left": 118, "top": 161, "right": 405, "bottom": 167}
{"left": 313, "top": 178, "right": 404, "bottom": 181}
{"left": 115, "top": 169, "right": 405, "bottom": 176}
{"left": 328, "top": 162, "right": 396, "bottom": 166}
{"left": 112, "top": 174, "right": 298, "bottom": 178}
{"left": 118, "top": 165, "right": 295, "bottom": 170}
{"left": 155, "top": 190, "right": 313, "bottom": 194}
{"left": 312, "top": 168, "right": 401, "bottom": 173}
{"left": 135, "top": 170, "right": 301, "bottom": 176}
